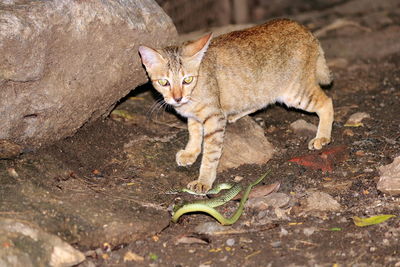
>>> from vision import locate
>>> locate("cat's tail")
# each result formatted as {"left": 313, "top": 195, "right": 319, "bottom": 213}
{"left": 316, "top": 44, "right": 332, "bottom": 86}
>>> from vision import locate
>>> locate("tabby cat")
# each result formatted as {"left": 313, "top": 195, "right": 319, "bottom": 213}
{"left": 138, "top": 19, "right": 334, "bottom": 193}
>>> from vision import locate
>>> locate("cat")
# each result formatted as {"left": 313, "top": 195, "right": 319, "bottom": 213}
{"left": 138, "top": 18, "right": 334, "bottom": 193}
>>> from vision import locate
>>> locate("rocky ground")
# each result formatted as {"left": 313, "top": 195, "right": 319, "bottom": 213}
{"left": 1, "top": 0, "right": 400, "bottom": 266}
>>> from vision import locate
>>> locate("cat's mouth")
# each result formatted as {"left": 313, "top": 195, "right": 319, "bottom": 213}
{"left": 168, "top": 97, "right": 190, "bottom": 107}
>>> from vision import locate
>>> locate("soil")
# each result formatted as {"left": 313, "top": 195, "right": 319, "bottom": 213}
{"left": 1, "top": 1, "right": 400, "bottom": 266}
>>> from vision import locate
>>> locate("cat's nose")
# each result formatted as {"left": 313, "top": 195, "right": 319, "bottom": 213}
{"left": 174, "top": 97, "right": 182, "bottom": 103}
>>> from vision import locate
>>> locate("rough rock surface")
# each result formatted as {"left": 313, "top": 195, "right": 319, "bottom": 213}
{"left": 0, "top": 155, "right": 171, "bottom": 249}
{"left": 0, "top": 0, "right": 177, "bottom": 149}
{"left": 304, "top": 191, "right": 342, "bottom": 212}
{"left": 0, "top": 217, "right": 85, "bottom": 267}
{"left": 378, "top": 156, "right": 400, "bottom": 196}
{"left": 218, "top": 116, "right": 275, "bottom": 172}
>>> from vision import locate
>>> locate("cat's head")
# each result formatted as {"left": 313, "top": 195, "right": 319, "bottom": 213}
{"left": 138, "top": 33, "right": 212, "bottom": 107}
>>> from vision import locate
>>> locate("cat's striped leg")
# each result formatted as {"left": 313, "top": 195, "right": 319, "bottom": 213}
{"left": 176, "top": 118, "right": 203, "bottom": 166}
{"left": 307, "top": 91, "right": 333, "bottom": 150}
{"left": 187, "top": 113, "right": 227, "bottom": 193}
{"left": 282, "top": 84, "right": 333, "bottom": 150}
{"left": 296, "top": 86, "right": 334, "bottom": 150}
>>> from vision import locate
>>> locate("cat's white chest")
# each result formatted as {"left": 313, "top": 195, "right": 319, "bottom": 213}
{"left": 175, "top": 105, "right": 198, "bottom": 121}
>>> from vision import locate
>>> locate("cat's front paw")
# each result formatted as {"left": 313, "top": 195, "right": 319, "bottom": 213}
{"left": 308, "top": 137, "right": 331, "bottom": 150}
{"left": 187, "top": 180, "right": 212, "bottom": 194}
{"left": 176, "top": 150, "right": 199, "bottom": 166}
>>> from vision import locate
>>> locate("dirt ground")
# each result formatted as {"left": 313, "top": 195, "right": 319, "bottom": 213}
{"left": 1, "top": 1, "right": 400, "bottom": 267}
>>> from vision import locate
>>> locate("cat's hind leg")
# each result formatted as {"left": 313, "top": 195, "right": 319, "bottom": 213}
{"left": 285, "top": 85, "right": 334, "bottom": 150}
{"left": 307, "top": 92, "right": 333, "bottom": 150}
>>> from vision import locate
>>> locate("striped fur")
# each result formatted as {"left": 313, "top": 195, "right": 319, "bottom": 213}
{"left": 139, "top": 19, "right": 334, "bottom": 193}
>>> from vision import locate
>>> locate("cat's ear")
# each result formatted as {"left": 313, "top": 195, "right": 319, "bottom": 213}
{"left": 182, "top": 33, "right": 213, "bottom": 62}
{"left": 138, "top": 46, "right": 166, "bottom": 70}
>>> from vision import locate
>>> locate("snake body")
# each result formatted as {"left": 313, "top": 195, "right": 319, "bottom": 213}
{"left": 171, "top": 170, "right": 270, "bottom": 225}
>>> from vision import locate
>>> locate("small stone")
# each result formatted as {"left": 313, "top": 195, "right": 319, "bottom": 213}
{"left": 234, "top": 176, "right": 244, "bottom": 182}
{"left": 0, "top": 139, "right": 23, "bottom": 159}
{"left": 377, "top": 156, "right": 400, "bottom": 196}
{"left": 270, "top": 241, "right": 282, "bottom": 248}
{"left": 239, "top": 237, "right": 253, "bottom": 244}
{"left": 343, "top": 128, "right": 355, "bottom": 137}
{"left": 7, "top": 168, "right": 19, "bottom": 178}
{"left": 305, "top": 191, "right": 341, "bottom": 212}
{"left": 246, "top": 193, "right": 290, "bottom": 211}
{"left": 226, "top": 238, "right": 235, "bottom": 246}
{"left": 218, "top": 116, "right": 274, "bottom": 172}
{"left": 194, "top": 222, "right": 228, "bottom": 235}
{"left": 290, "top": 119, "right": 317, "bottom": 136}
{"left": 345, "top": 112, "right": 370, "bottom": 127}
{"left": 280, "top": 228, "right": 288, "bottom": 237}
{"left": 303, "top": 227, "right": 316, "bottom": 237}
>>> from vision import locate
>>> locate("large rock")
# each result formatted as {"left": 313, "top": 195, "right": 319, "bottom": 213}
{"left": 0, "top": 217, "right": 85, "bottom": 267}
{"left": 218, "top": 116, "right": 274, "bottom": 172}
{"left": 0, "top": 0, "right": 177, "bottom": 149}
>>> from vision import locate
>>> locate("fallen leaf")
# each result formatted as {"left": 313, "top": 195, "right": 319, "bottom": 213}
{"left": 289, "top": 145, "right": 348, "bottom": 172}
{"left": 352, "top": 215, "right": 396, "bottom": 227}
{"left": 110, "top": 109, "right": 136, "bottom": 121}
{"left": 288, "top": 222, "right": 303, "bottom": 226}
{"left": 245, "top": 250, "right": 261, "bottom": 260}
{"left": 209, "top": 248, "right": 222, "bottom": 253}
{"left": 148, "top": 252, "right": 158, "bottom": 261}
{"left": 232, "top": 182, "right": 280, "bottom": 200}
{"left": 128, "top": 96, "right": 145, "bottom": 101}
{"left": 124, "top": 251, "right": 144, "bottom": 262}
{"left": 174, "top": 235, "right": 209, "bottom": 245}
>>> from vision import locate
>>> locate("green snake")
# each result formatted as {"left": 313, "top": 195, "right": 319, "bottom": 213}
{"left": 170, "top": 170, "right": 270, "bottom": 225}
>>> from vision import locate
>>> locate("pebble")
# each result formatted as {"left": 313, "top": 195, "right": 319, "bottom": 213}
{"left": 280, "top": 227, "right": 288, "bottom": 237}
{"left": 305, "top": 191, "right": 341, "bottom": 212}
{"left": 270, "top": 241, "right": 282, "bottom": 248}
{"left": 226, "top": 238, "right": 235, "bottom": 246}
{"left": 303, "top": 227, "right": 316, "bottom": 237}
{"left": 377, "top": 156, "right": 400, "bottom": 196}
{"left": 345, "top": 112, "right": 370, "bottom": 127}
{"left": 290, "top": 119, "right": 317, "bottom": 136}
{"left": 246, "top": 193, "right": 290, "bottom": 211}
{"left": 233, "top": 176, "right": 244, "bottom": 182}
{"left": 194, "top": 222, "right": 227, "bottom": 235}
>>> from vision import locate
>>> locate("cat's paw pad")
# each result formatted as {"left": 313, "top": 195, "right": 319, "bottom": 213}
{"left": 187, "top": 180, "right": 211, "bottom": 194}
{"left": 176, "top": 150, "right": 198, "bottom": 166}
{"left": 308, "top": 137, "right": 331, "bottom": 150}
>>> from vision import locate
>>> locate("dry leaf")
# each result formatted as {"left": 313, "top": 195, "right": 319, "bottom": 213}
{"left": 123, "top": 251, "right": 144, "bottom": 262}
{"left": 352, "top": 215, "right": 396, "bottom": 227}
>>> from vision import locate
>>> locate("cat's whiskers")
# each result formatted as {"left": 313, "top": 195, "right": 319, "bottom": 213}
{"left": 147, "top": 99, "right": 164, "bottom": 120}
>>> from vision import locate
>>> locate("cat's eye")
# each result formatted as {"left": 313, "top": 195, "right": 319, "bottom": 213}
{"left": 183, "top": 76, "right": 194, "bottom": 85}
{"left": 158, "top": 79, "right": 169, "bottom": 86}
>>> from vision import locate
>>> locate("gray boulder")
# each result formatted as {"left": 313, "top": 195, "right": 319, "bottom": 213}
{"left": 0, "top": 217, "right": 85, "bottom": 267}
{"left": 0, "top": 0, "right": 177, "bottom": 149}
